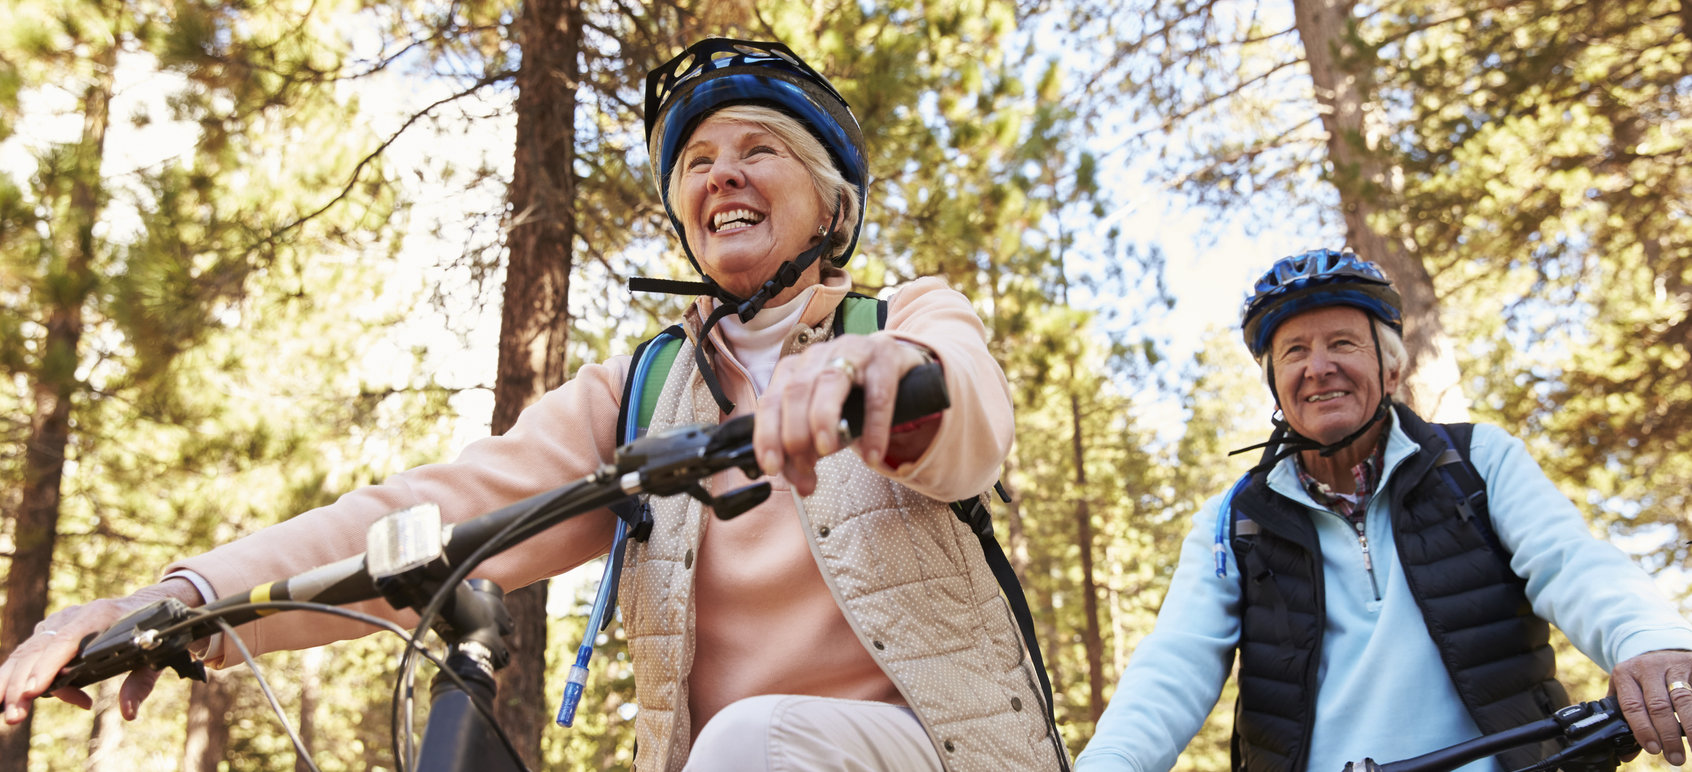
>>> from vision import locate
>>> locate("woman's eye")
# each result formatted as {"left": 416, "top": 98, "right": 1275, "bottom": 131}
{"left": 686, "top": 155, "right": 712, "bottom": 169}
{"left": 746, "top": 145, "right": 775, "bottom": 157}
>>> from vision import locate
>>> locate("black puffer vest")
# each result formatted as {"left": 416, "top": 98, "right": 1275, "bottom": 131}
{"left": 1229, "top": 405, "right": 1567, "bottom": 772}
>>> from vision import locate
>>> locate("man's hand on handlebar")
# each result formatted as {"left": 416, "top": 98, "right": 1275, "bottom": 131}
{"left": 1610, "top": 648, "right": 1692, "bottom": 766}
{"left": 755, "top": 334, "right": 937, "bottom": 497}
{"left": 0, "top": 577, "right": 203, "bottom": 724}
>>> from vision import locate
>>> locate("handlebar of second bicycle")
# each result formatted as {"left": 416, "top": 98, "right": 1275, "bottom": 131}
{"left": 1345, "top": 696, "right": 1641, "bottom": 772}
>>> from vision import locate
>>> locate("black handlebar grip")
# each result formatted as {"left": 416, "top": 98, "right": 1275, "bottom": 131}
{"left": 839, "top": 361, "right": 949, "bottom": 441}
{"left": 49, "top": 598, "right": 205, "bottom": 691}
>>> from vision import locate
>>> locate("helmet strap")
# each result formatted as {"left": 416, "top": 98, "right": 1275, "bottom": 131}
{"left": 630, "top": 207, "right": 843, "bottom": 415}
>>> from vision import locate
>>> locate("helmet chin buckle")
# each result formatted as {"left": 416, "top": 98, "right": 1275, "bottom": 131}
{"left": 732, "top": 261, "right": 805, "bottom": 323}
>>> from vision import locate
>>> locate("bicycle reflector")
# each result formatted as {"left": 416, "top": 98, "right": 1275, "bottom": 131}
{"left": 366, "top": 503, "right": 446, "bottom": 580}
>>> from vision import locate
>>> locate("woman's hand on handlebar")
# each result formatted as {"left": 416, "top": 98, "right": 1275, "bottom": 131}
{"left": 755, "top": 334, "right": 937, "bottom": 496}
{"left": 0, "top": 577, "right": 202, "bottom": 724}
{"left": 1610, "top": 648, "right": 1692, "bottom": 766}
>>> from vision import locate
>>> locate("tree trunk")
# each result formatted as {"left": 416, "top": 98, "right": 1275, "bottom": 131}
{"left": 999, "top": 460, "right": 1030, "bottom": 579}
{"left": 295, "top": 649, "right": 322, "bottom": 772}
{"left": 1068, "top": 389, "right": 1105, "bottom": 722}
{"left": 0, "top": 41, "right": 113, "bottom": 772}
{"left": 1291, "top": 0, "right": 1468, "bottom": 420}
{"left": 490, "top": 0, "right": 582, "bottom": 765}
{"left": 181, "top": 671, "right": 234, "bottom": 772}
{"left": 85, "top": 681, "right": 125, "bottom": 772}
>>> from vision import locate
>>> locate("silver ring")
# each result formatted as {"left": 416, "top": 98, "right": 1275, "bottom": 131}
{"left": 39, "top": 630, "right": 58, "bottom": 637}
{"left": 825, "top": 357, "right": 859, "bottom": 384}
{"left": 1669, "top": 680, "right": 1691, "bottom": 694}
{"left": 835, "top": 417, "right": 854, "bottom": 448}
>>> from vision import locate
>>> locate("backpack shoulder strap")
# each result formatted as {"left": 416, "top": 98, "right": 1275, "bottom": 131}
{"left": 622, "top": 293, "right": 880, "bottom": 438}
{"left": 617, "top": 325, "right": 686, "bottom": 442}
{"left": 567, "top": 325, "right": 685, "bottom": 726}
{"left": 957, "top": 488, "right": 1069, "bottom": 769}
{"left": 1426, "top": 422, "right": 1506, "bottom": 558}
{"left": 832, "top": 292, "right": 888, "bottom": 338}
{"left": 1215, "top": 473, "right": 1257, "bottom": 578}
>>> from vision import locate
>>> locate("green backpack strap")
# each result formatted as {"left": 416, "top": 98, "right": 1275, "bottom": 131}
{"left": 613, "top": 324, "right": 685, "bottom": 443}
{"left": 625, "top": 295, "right": 887, "bottom": 435}
{"left": 832, "top": 292, "right": 887, "bottom": 338}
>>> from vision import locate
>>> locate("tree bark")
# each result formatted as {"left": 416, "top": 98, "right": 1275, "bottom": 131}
{"left": 999, "top": 461, "right": 1030, "bottom": 579}
{"left": 490, "top": 0, "right": 582, "bottom": 765}
{"left": 1068, "top": 389, "right": 1105, "bottom": 722}
{"left": 0, "top": 41, "right": 113, "bottom": 772}
{"left": 295, "top": 649, "right": 322, "bottom": 772}
{"left": 1291, "top": 0, "right": 1468, "bottom": 420}
{"left": 182, "top": 671, "right": 234, "bottom": 772}
{"left": 85, "top": 682, "right": 125, "bottom": 772}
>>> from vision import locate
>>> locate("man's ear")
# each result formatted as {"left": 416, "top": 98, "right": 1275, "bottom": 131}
{"left": 1383, "top": 360, "right": 1404, "bottom": 401}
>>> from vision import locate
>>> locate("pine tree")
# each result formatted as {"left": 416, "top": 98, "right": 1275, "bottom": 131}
{"left": 0, "top": 0, "right": 443, "bottom": 766}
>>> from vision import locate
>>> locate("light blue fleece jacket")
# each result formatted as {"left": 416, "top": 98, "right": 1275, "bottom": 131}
{"left": 1075, "top": 418, "right": 1692, "bottom": 772}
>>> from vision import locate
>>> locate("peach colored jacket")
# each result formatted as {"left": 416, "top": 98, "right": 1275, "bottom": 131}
{"left": 167, "top": 274, "right": 1064, "bottom": 770}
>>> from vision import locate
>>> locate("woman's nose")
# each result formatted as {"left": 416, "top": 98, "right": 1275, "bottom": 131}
{"left": 707, "top": 159, "right": 745, "bottom": 191}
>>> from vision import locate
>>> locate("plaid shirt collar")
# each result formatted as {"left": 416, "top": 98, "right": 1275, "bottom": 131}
{"left": 1294, "top": 439, "right": 1388, "bottom": 524}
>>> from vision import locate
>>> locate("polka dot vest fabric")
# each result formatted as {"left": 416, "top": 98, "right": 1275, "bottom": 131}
{"left": 618, "top": 311, "right": 1066, "bottom": 772}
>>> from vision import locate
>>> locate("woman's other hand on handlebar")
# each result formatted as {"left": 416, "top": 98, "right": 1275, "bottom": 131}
{"left": 754, "top": 334, "right": 938, "bottom": 497}
{"left": 1611, "top": 648, "right": 1692, "bottom": 766}
{"left": 0, "top": 577, "right": 202, "bottom": 724}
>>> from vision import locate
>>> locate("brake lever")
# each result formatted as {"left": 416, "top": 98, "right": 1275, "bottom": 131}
{"left": 49, "top": 598, "right": 207, "bottom": 691}
{"left": 1525, "top": 698, "right": 1640, "bottom": 772}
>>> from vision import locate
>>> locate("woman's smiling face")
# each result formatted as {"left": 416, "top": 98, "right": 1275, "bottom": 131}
{"left": 676, "top": 114, "right": 827, "bottom": 298}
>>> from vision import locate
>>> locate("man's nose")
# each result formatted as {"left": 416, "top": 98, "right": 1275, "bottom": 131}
{"left": 1306, "top": 348, "right": 1338, "bottom": 377}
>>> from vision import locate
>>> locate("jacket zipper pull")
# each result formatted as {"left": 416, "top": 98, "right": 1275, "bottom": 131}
{"left": 1354, "top": 521, "right": 1382, "bottom": 601}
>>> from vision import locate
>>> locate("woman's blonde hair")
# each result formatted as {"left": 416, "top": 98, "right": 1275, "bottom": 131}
{"left": 666, "top": 105, "right": 860, "bottom": 264}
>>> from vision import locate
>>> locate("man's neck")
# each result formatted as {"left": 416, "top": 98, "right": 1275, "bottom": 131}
{"left": 1297, "top": 423, "right": 1387, "bottom": 494}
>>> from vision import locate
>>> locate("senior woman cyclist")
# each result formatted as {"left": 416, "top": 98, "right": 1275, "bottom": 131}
{"left": 0, "top": 38, "right": 1069, "bottom": 771}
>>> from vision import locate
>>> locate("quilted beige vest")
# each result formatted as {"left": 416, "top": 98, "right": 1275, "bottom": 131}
{"left": 617, "top": 317, "right": 1067, "bottom": 772}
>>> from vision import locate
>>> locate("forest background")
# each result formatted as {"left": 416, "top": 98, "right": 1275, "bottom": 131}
{"left": 1, "top": 0, "right": 1687, "bottom": 769}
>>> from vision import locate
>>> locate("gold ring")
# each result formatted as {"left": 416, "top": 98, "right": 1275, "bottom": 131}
{"left": 1669, "top": 680, "right": 1691, "bottom": 694}
{"left": 825, "top": 357, "right": 858, "bottom": 384}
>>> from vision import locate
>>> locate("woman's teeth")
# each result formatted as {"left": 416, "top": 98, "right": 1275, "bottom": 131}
{"left": 712, "top": 209, "right": 764, "bottom": 231}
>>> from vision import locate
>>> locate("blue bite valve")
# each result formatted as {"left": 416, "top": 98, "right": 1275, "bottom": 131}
{"left": 555, "top": 646, "right": 593, "bottom": 727}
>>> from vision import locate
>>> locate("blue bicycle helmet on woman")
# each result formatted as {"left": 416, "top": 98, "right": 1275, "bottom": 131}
{"left": 644, "top": 38, "right": 869, "bottom": 275}
{"left": 1233, "top": 248, "right": 1405, "bottom": 466}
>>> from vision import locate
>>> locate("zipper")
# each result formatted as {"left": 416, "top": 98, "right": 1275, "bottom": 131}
{"left": 1352, "top": 519, "right": 1382, "bottom": 601}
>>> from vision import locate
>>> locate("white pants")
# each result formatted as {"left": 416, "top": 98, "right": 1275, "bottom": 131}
{"left": 682, "top": 695, "right": 945, "bottom": 772}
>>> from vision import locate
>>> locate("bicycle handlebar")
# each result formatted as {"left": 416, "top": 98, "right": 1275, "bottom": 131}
{"left": 1343, "top": 696, "right": 1641, "bottom": 772}
{"left": 47, "top": 361, "right": 951, "bottom": 693}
